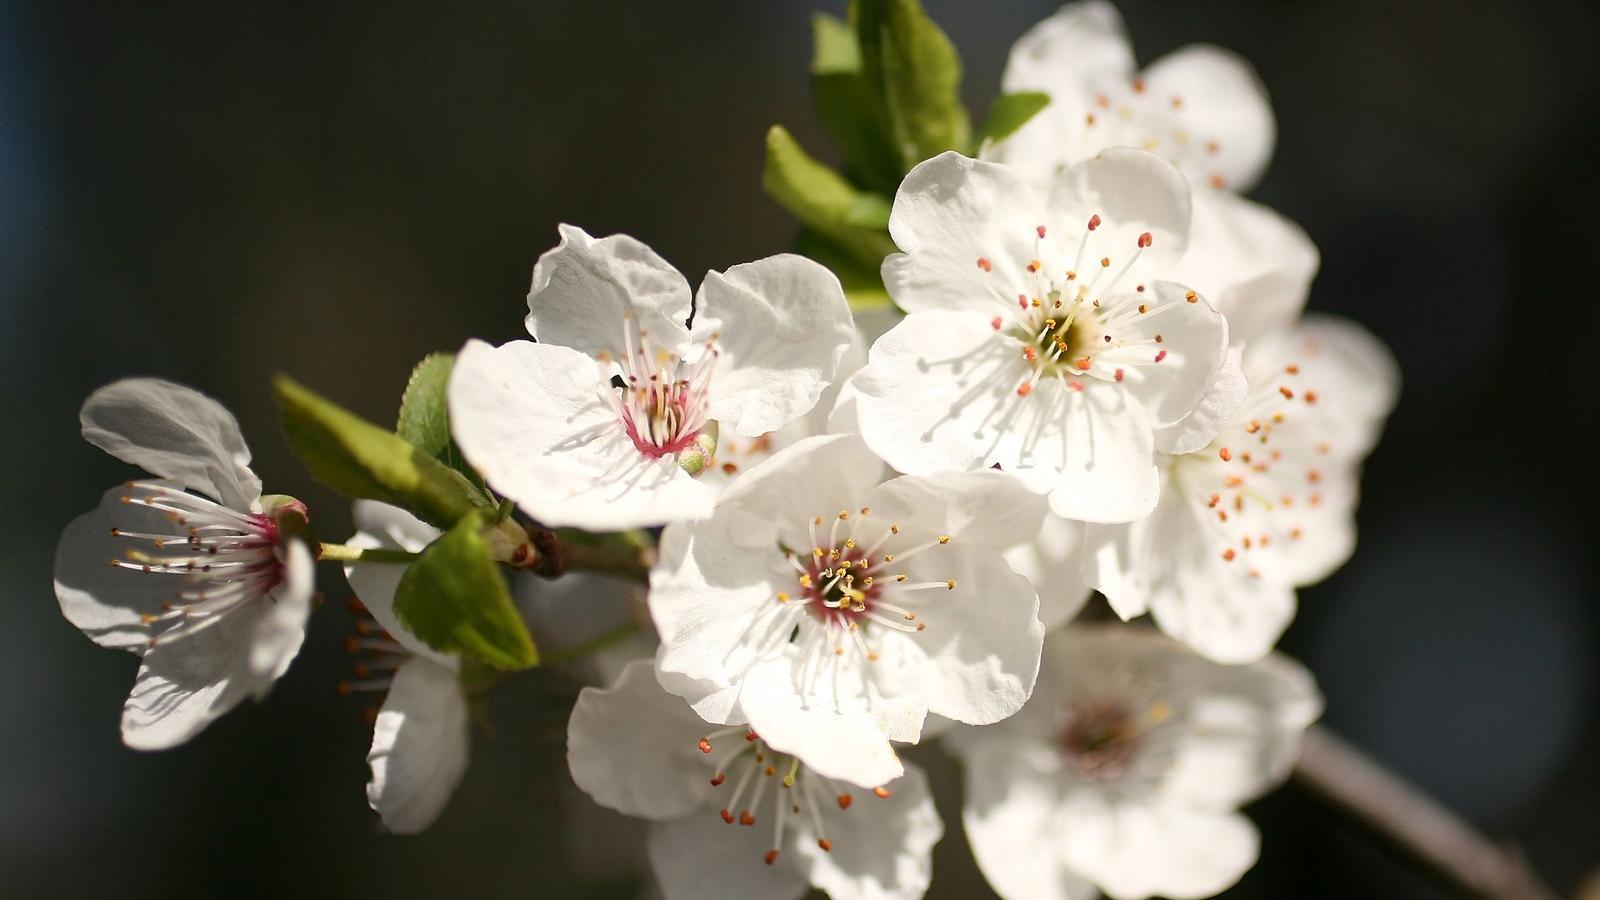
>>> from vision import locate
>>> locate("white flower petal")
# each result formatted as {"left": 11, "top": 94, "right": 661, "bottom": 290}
{"left": 449, "top": 338, "right": 716, "bottom": 530}
{"left": 961, "top": 744, "right": 1098, "bottom": 900}
{"left": 1090, "top": 280, "right": 1228, "bottom": 428}
{"left": 79, "top": 378, "right": 262, "bottom": 512}
{"left": 1048, "top": 148, "right": 1192, "bottom": 275}
{"left": 366, "top": 655, "right": 471, "bottom": 834}
{"left": 865, "top": 470, "right": 1048, "bottom": 550}
{"left": 1141, "top": 44, "right": 1276, "bottom": 192}
{"left": 248, "top": 539, "right": 313, "bottom": 685}
{"left": 1044, "top": 382, "right": 1160, "bottom": 524}
{"left": 1004, "top": 512, "right": 1092, "bottom": 630}
{"left": 695, "top": 254, "right": 854, "bottom": 437}
{"left": 1154, "top": 347, "right": 1247, "bottom": 455}
{"left": 55, "top": 485, "right": 189, "bottom": 652}
{"left": 792, "top": 764, "right": 944, "bottom": 900}
{"left": 894, "top": 546, "right": 1044, "bottom": 726}
{"left": 646, "top": 815, "right": 809, "bottom": 900}
{"left": 1168, "top": 189, "right": 1318, "bottom": 345}
{"left": 568, "top": 659, "right": 715, "bottom": 821}
{"left": 882, "top": 152, "right": 1049, "bottom": 315}
{"left": 738, "top": 658, "right": 906, "bottom": 789}
{"left": 1060, "top": 801, "right": 1260, "bottom": 900}
{"left": 526, "top": 224, "right": 692, "bottom": 358}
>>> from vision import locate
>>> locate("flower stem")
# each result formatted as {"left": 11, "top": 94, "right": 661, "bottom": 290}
{"left": 546, "top": 529, "right": 656, "bottom": 584}
{"left": 316, "top": 542, "right": 419, "bottom": 564}
{"left": 1293, "top": 725, "right": 1557, "bottom": 900}
{"left": 542, "top": 623, "right": 642, "bottom": 666}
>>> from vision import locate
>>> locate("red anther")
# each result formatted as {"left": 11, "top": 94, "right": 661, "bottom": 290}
{"left": 818, "top": 839, "right": 833, "bottom": 852}
{"left": 344, "top": 596, "right": 367, "bottom": 615}
{"left": 1132, "top": 77, "right": 1146, "bottom": 93}
{"left": 1068, "top": 380, "right": 1084, "bottom": 392}
{"left": 1304, "top": 390, "right": 1318, "bottom": 404}
{"left": 1285, "top": 364, "right": 1300, "bottom": 374}
{"left": 1087, "top": 214, "right": 1102, "bottom": 231}
{"left": 1154, "top": 350, "right": 1168, "bottom": 363}
{"left": 1138, "top": 232, "right": 1153, "bottom": 248}
{"left": 991, "top": 316, "right": 1003, "bottom": 331}
{"left": 976, "top": 257, "right": 992, "bottom": 272}
{"left": 1279, "top": 386, "right": 1295, "bottom": 399}
{"left": 746, "top": 731, "right": 759, "bottom": 742}
{"left": 698, "top": 738, "right": 712, "bottom": 754}
{"left": 710, "top": 773, "right": 726, "bottom": 786}
{"left": 1222, "top": 548, "right": 1236, "bottom": 561}
{"left": 360, "top": 707, "right": 378, "bottom": 725}
{"left": 343, "top": 637, "right": 361, "bottom": 655}
{"left": 720, "top": 809, "right": 735, "bottom": 824}
{"left": 837, "top": 794, "right": 853, "bottom": 809}
{"left": 1219, "top": 447, "right": 1232, "bottom": 462}
{"left": 353, "top": 663, "right": 371, "bottom": 678}
{"left": 1018, "top": 294, "right": 1028, "bottom": 309}
{"left": 1136, "top": 284, "right": 1145, "bottom": 293}
{"left": 1023, "top": 346, "right": 1038, "bottom": 362}
{"left": 1208, "top": 494, "right": 1221, "bottom": 507}
{"left": 764, "top": 849, "right": 779, "bottom": 866}
{"left": 336, "top": 682, "right": 353, "bottom": 696}
{"left": 1016, "top": 382, "right": 1034, "bottom": 397}
{"left": 739, "top": 811, "right": 756, "bottom": 826}
{"left": 873, "top": 787, "right": 892, "bottom": 799}
{"left": 1115, "top": 368, "right": 1125, "bottom": 382}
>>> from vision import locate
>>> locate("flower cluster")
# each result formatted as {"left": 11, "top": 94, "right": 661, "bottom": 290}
{"left": 52, "top": 3, "right": 1397, "bottom": 898}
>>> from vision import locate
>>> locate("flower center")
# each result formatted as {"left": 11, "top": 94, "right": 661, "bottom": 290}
{"left": 110, "top": 481, "right": 284, "bottom": 648}
{"left": 1059, "top": 698, "right": 1173, "bottom": 780}
{"left": 696, "top": 726, "right": 894, "bottom": 865}
{"left": 605, "top": 314, "right": 716, "bottom": 459}
{"left": 979, "top": 221, "right": 1180, "bottom": 399}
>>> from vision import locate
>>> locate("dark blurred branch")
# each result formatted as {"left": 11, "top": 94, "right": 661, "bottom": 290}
{"left": 1294, "top": 725, "right": 1559, "bottom": 900}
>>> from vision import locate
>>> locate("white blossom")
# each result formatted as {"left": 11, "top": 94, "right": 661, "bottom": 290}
{"left": 946, "top": 626, "right": 1322, "bottom": 900}
{"left": 989, "top": 1, "right": 1319, "bottom": 347}
{"left": 53, "top": 379, "right": 313, "bottom": 750}
{"left": 1083, "top": 316, "right": 1399, "bottom": 661}
{"left": 569, "top": 660, "right": 943, "bottom": 899}
{"left": 650, "top": 432, "right": 1045, "bottom": 787}
{"left": 851, "top": 150, "right": 1229, "bottom": 523}
{"left": 449, "top": 225, "right": 854, "bottom": 532}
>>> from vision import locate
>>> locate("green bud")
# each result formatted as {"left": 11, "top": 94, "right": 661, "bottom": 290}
{"left": 678, "top": 421, "right": 720, "bottom": 477}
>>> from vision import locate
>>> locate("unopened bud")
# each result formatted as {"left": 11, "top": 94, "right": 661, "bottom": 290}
{"left": 677, "top": 421, "right": 720, "bottom": 477}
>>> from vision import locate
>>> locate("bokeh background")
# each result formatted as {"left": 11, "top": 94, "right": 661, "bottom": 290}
{"left": 3, "top": 0, "right": 1598, "bottom": 896}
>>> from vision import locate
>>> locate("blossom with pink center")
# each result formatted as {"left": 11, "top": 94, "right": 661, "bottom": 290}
{"left": 449, "top": 225, "right": 854, "bottom": 532}
{"left": 53, "top": 379, "right": 313, "bottom": 750}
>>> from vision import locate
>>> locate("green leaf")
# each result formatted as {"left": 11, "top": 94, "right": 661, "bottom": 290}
{"left": 763, "top": 125, "right": 898, "bottom": 271}
{"left": 794, "top": 229, "right": 893, "bottom": 311}
{"left": 855, "top": 0, "right": 971, "bottom": 169}
{"left": 274, "top": 375, "right": 490, "bottom": 528}
{"left": 975, "top": 91, "right": 1050, "bottom": 148}
{"left": 394, "top": 510, "right": 537, "bottom": 670}
{"left": 810, "top": 12, "right": 903, "bottom": 194}
{"left": 396, "top": 352, "right": 454, "bottom": 458}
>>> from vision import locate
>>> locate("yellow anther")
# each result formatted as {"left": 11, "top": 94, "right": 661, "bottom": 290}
{"left": 945, "top": 580, "right": 957, "bottom": 590}
{"left": 937, "top": 535, "right": 951, "bottom": 544}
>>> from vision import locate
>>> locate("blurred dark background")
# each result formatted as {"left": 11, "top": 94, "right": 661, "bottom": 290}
{"left": 3, "top": 0, "right": 1598, "bottom": 896}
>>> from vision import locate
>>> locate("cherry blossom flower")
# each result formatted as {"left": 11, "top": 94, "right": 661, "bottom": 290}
{"left": 342, "top": 501, "right": 470, "bottom": 834}
{"left": 53, "top": 378, "right": 313, "bottom": 750}
{"left": 1083, "top": 316, "right": 1399, "bottom": 662}
{"left": 1004, "top": 510, "right": 1092, "bottom": 631}
{"left": 569, "top": 660, "right": 942, "bottom": 899}
{"left": 946, "top": 626, "right": 1321, "bottom": 900}
{"left": 342, "top": 500, "right": 651, "bottom": 832}
{"left": 650, "top": 432, "right": 1046, "bottom": 787}
{"left": 449, "top": 225, "right": 854, "bottom": 532}
{"left": 988, "top": 0, "right": 1319, "bottom": 346}
{"left": 851, "top": 150, "right": 1229, "bottom": 523}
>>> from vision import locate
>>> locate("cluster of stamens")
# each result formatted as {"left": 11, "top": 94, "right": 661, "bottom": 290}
{"left": 770, "top": 507, "right": 960, "bottom": 665}
{"left": 1059, "top": 698, "right": 1172, "bottom": 780}
{"left": 599, "top": 313, "right": 718, "bottom": 458}
{"left": 1190, "top": 356, "right": 1332, "bottom": 578}
{"left": 109, "top": 481, "right": 284, "bottom": 648}
{"left": 697, "top": 726, "right": 893, "bottom": 865}
{"left": 337, "top": 596, "right": 409, "bottom": 719}
{"left": 1083, "top": 78, "right": 1231, "bottom": 189}
{"left": 979, "top": 219, "right": 1183, "bottom": 400}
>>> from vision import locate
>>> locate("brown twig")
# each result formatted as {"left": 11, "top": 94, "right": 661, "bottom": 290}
{"left": 1293, "top": 725, "right": 1559, "bottom": 900}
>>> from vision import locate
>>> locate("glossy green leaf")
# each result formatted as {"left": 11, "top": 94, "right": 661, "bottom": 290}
{"left": 856, "top": 0, "right": 971, "bottom": 169}
{"left": 274, "top": 375, "right": 489, "bottom": 528}
{"left": 763, "top": 125, "right": 898, "bottom": 271}
{"left": 810, "top": 12, "right": 903, "bottom": 194}
{"left": 393, "top": 510, "right": 537, "bottom": 670}
{"left": 975, "top": 91, "right": 1050, "bottom": 148}
{"left": 396, "top": 352, "right": 454, "bottom": 458}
